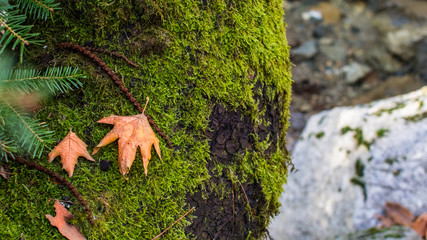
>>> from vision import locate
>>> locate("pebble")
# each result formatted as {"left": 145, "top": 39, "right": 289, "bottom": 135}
{"left": 342, "top": 62, "right": 371, "bottom": 84}
{"left": 292, "top": 40, "right": 318, "bottom": 59}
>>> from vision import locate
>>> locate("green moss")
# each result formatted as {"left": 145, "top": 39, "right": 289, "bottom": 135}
{"left": 373, "top": 102, "right": 406, "bottom": 116}
{"left": 385, "top": 158, "right": 398, "bottom": 165}
{"left": 376, "top": 128, "right": 389, "bottom": 138}
{"left": 341, "top": 126, "right": 352, "bottom": 135}
{"left": 404, "top": 111, "right": 427, "bottom": 122}
{"left": 351, "top": 158, "right": 366, "bottom": 200}
{"left": 355, "top": 158, "right": 364, "bottom": 177}
{"left": 1, "top": 0, "right": 291, "bottom": 239}
{"left": 335, "top": 226, "right": 411, "bottom": 239}
{"left": 315, "top": 131, "right": 325, "bottom": 139}
{"left": 350, "top": 177, "right": 366, "bottom": 201}
{"left": 341, "top": 127, "right": 373, "bottom": 150}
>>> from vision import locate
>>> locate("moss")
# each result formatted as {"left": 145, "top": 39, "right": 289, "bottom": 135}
{"left": 351, "top": 158, "right": 366, "bottom": 201}
{"left": 335, "top": 226, "right": 411, "bottom": 239}
{"left": 404, "top": 111, "right": 427, "bottom": 122}
{"left": 355, "top": 158, "right": 364, "bottom": 177}
{"left": 376, "top": 128, "right": 389, "bottom": 138}
{"left": 315, "top": 131, "right": 325, "bottom": 139}
{"left": 341, "top": 127, "right": 373, "bottom": 150}
{"left": 385, "top": 158, "right": 398, "bottom": 165}
{"left": 350, "top": 177, "right": 366, "bottom": 201}
{"left": 341, "top": 126, "right": 352, "bottom": 135}
{"left": 1, "top": 0, "right": 291, "bottom": 239}
{"left": 373, "top": 102, "right": 406, "bottom": 116}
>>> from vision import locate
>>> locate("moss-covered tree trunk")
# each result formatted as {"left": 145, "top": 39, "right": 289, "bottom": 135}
{"left": 1, "top": 0, "right": 292, "bottom": 239}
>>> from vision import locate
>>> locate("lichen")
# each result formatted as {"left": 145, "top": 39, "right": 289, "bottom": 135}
{"left": 0, "top": 0, "right": 292, "bottom": 239}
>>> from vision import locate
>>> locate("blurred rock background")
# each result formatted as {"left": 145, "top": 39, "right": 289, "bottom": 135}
{"left": 269, "top": 0, "right": 427, "bottom": 239}
{"left": 284, "top": 0, "right": 427, "bottom": 151}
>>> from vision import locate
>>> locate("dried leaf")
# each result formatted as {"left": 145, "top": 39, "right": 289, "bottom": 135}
{"left": 384, "top": 202, "right": 415, "bottom": 227}
{"left": 92, "top": 113, "right": 161, "bottom": 178}
{"left": 375, "top": 213, "right": 394, "bottom": 228}
{"left": 412, "top": 213, "right": 427, "bottom": 238}
{"left": 0, "top": 165, "right": 9, "bottom": 179}
{"left": 48, "top": 130, "right": 95, "bottom": 178}
{"left": 45, "top": 200, "right": 86, "bottom": 240}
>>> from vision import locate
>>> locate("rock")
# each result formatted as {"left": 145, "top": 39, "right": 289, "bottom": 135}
{"left": 313, "top": 25, "right": 329, "bottom": 38}
{"left": 291, "top": 62, "right": 313, "bottom": 82}
{"left": 342, "top": 62, "right": 372, "bottom": 84}
{"left": 390, "top": 0, "right": 427, "bottom": 20}
{"left": 415, "top": 38, "right": 427, "bottom": 82}
{"left": 301, "top": 10, "right": 322, "bottom": 22}
{"left": 352, "top": 75, "right": 424, "bottom": 105}
{"left": 334, "top": 226, "right": 422, "bottom": 240}
{"left": 292, "top": 40, "right": 318, "bottom": 59}
{"left": 319, "top": 41, "right": 347, "bottom": 62}
{"left": 385, "top": 25, "right": 427, "bottom": 60}
{"left": 268, "top": 87, "right": 427, "bottom": 240}
{"left": 312, "top": 2, "right": 342, "bottom": 24}
{"left": 365, "top": 46, "right": 402, "bottom": 73}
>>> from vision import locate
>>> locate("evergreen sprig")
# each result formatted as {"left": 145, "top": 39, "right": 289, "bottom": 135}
{"left": 0, "top": 5, "right": 41, "bottom": 60}
{"left": 17, "top": 0, "right": 60, "bottom": 20}
{"left": 0, "top": 102, "right": 54, "bottom": 159}
{"left": 0, "top": 0, "right": 59, "bottom": 61}
{"left": 0, "top": 66, "right": 85, "bottom": 95}
{"left": 0, "top": 63, "right": 85, "bottom": 160}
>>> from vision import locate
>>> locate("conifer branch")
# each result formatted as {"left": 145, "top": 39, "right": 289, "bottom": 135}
{"left": 0, "top": 17, "right": 29, "bottom": 45}
{"left": 0, "top": 67, "right": 84, "bottom": 95}
{"left": 17, "top": 0, "right": 60, "bottom": 20}
{"left": 3, "top": 102, "right": 54, "bottom": 158}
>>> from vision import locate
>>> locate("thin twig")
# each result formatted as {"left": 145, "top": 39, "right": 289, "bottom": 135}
{"left": 229, "top": 169, "right": 253, "bottom": 218}
{"left": 83, "top": 46, "right": 139, "bottom": 68}
{"left": 6, "top": 152, "right": 95, "bottom": 225}
{"left": 151, "top": 207, "right": 196, "bottom": 240}
{"left": 231, "top": 173, "right": 235, "bottom": 234}
{"left": 57, "top": 43, "right": 173, "bottom": 149}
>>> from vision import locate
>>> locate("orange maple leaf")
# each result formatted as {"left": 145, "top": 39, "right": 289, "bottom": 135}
{"left": 413, "top": 213, "right": 427, "bottom": 238}
{"left": 48, "top": 130, "right": 95, "bottom": 178}
{"left": 92, "top": 113, "right": 161, "bottom": 178}
{"left": 45, "top": 200, "right": 86, "bottom": 240}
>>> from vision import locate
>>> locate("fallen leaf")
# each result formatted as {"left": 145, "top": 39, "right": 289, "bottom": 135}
{"left": 413, "top": 213, "right": 427, "bottom": 238}
{"left": 375, "top": 213, "right": 394, "bottom": 228}
{"left": 92, "top": 113, "right": 161, "bottom": 178}
{"left": 384, "top": 202, "right": 415, "bottom": 227}
{"left": 48, "top": 130, "right": 95, "bottom": 178}
{"left": 45, "top": 200, "right": 86, "bottom": 240}
{"left": 0, "top": 165, "right": 9, "bottom": 179}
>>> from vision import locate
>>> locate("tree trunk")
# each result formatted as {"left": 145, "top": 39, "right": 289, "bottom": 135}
{"left": 1, "top": 1, "right": 292, "bottom": 239}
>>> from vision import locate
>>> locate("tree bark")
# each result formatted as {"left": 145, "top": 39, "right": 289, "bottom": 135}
{"left": 1, "top": 1, "right": 292, "bottom": 239}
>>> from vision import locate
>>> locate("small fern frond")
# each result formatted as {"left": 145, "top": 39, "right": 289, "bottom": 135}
{"left": 17, "top": 0, "right": 60, "bottom": 20}
{"left": 0, "top": 5, "right": 42, "bottom": 60}
{"left": 0, "top": 67, "right": 85, "bottom": 96}
{"left": 1, "top": 102, "right": 54, "bottom": 158}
